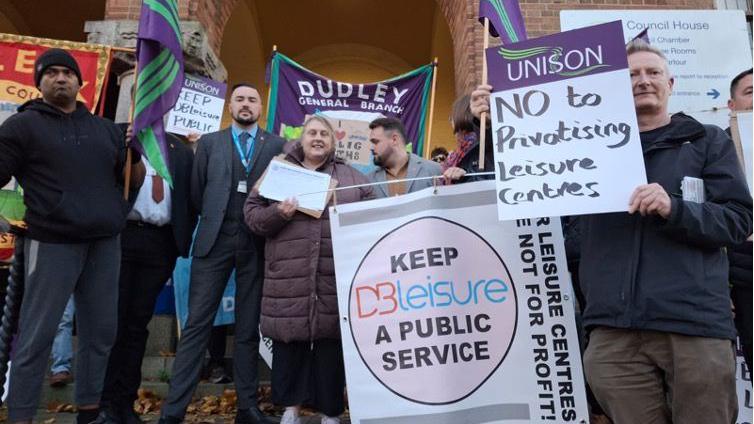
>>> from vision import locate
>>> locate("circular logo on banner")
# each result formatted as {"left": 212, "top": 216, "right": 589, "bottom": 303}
{"left": 348, "top": 217, "right": 517, "bottom": 405}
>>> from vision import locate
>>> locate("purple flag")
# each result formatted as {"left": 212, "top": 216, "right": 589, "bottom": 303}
{"left": 132, "top": 0, "right": 184, "bottom": 186}
{"left": 478, "top": 0, "right": 527, "bottom": 44}
{"left": 629, "top": 28, "right": 650, "bottom": 44}
{"left": 267, "top": 53, "right": 434, "bottom": 155}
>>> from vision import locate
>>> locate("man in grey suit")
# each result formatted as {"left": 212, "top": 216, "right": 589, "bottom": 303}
{"left": 159, "top": 83, "right": 284, "bottom": 424}
{"left": 367, "top": 117, "right": 442, "bottom": 198}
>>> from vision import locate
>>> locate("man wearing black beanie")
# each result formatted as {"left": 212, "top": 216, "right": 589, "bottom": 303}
{"left": 0, "top": 47, "right": 145, "bottom": 424}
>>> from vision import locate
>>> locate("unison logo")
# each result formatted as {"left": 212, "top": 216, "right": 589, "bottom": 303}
{"left": 499, "top": 45, "right": 609, "bottom": 81}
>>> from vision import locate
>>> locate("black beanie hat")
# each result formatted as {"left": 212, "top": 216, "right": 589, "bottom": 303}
{"left": 34, "top": 48, "right": 83, "bottom": 87}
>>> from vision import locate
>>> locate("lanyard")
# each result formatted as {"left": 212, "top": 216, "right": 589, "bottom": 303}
{"left": 232, "top": 130, "right": 255, "bottom": 174}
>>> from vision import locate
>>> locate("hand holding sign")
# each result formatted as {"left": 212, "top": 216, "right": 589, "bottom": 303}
{"left": 628, "top": 183, "right": 671, "bottom": 218}
{"left": 277, "top": 197, "right": 299, "bottom": 219}
{"left": 470, "top": 84, "right": 493, "bottom": 120}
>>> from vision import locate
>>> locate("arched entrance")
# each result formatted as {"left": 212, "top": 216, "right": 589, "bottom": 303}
{"left": 221, "top": 0, "right": 458, "bottom": 151}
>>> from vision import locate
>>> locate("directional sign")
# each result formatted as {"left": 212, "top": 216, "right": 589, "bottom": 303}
{"left": 560, "top": 10, "right": 752, "bottom": 128}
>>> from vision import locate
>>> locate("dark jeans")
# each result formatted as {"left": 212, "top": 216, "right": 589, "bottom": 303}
{"left": 102, "top": 222, "right": 178, "bottom": 409}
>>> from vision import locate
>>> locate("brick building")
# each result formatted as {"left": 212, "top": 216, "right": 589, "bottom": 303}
{"left": 0, "top": 0, "right": 751, "bottom": 150}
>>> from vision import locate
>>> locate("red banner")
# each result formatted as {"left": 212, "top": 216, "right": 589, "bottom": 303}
{"left": 0, "top": 33, "right": 111, "bottom": 112}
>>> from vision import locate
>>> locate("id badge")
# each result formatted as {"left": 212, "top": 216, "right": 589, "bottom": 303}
{"left": 237, "top": 181, "right": 248, "bottom": 194}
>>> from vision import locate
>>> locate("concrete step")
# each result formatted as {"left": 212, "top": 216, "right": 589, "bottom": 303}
{"left": 34, "top": 410, "right": 348, "bottom": 424}
{"left": 41, "top": 380, "right": 244, "bottom": 405}
{"left": 140, "top": 356, "right": 271, "bottom": 381}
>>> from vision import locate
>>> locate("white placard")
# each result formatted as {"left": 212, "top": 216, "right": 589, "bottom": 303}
{"left": 560, "top": 10, "right": 753, "bottom": 129}
{"left": 331, "top": 181, "right": 589, "bottom": 424}
{"left": 485, "top": 22, "right": 646, "bottom": 221}
{"left": 165, "top": 74, "right": 226, "bottom": 136}
{"left": 258, "top": 159, "right": 331, "bottom": 211}
{"left": 491, "top": 71, "right": 646, "bottom": 220}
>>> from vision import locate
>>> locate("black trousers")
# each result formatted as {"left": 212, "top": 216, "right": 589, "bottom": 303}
{"left": 272, "top": 339, "right": 345, "bottom": 417}
{"left": 101, "top": 222, "right": 178, "bottom": 409}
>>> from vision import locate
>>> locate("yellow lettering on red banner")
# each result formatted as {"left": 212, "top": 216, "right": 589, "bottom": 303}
{"left": 15, "top": 50, "right": 36, "bottom": 74}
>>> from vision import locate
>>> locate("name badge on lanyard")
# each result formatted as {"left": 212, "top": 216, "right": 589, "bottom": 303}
{"left": 232, "top": 131, "right": 254, "bottom": 175}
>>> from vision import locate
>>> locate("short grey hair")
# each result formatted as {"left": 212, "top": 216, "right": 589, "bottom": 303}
{"left": 626, "top": 39, "right": 671, "bottom": 78}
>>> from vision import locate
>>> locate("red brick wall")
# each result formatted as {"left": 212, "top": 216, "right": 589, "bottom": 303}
{"left": 104, "top": 0, "right": 716, "bottom": 96}
{"left": 439, "top": 0, "right": 716, "bottom": 96}
{"left": 104, "top": 0, "right": 237, "bottom": 53}
{"left": 193, "top": 0, "right": 236, "bottom": 53}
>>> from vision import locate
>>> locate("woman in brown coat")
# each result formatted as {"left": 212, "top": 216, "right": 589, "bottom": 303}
{"left": 244, "top": 115, "right": 374, "bottom": 424}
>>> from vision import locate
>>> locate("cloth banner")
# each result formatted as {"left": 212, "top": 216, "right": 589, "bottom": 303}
{"left": 173, "top": 256, "right": 237, "bottom": 328}
{"left": 0, "top": 32, "right": 111, "bottom": 121}
{"left": 487, "top": 21, "right": 646, "bottom": 221}
{"left": 0, "top": 186, "right": 24, "bottom": 264}
{"left": 266, "top": 52, "right": 434, "bottom": 155}
{"left": 330, "top": 180, "right": 589, "bottom": 423}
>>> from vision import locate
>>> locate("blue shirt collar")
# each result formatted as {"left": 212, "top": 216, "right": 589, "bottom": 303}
{"left": 231, "top": 123, "right": 258, "bottom": 140}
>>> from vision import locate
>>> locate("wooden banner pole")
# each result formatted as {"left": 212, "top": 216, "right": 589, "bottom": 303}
{"left": 478, "top": 18, "right": 490, "bottom": 170}
{"left": 423, "top": 58, "right": 439, "bottom": 159}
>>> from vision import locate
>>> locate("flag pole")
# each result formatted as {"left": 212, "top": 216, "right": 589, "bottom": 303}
{"left": 123, "top": 59, "right": 139, "bottom": 200}
{"left": 265, "top": 44, "right": 277, "bottom": 128}
{"left": 423, "top": 57, "right": 439, "bottom": 160}
{"left": 96, "top": 49, "right": 114, "bottom": 117}
{"left": 478, "top": 17, "right": 490, "bottom": 170}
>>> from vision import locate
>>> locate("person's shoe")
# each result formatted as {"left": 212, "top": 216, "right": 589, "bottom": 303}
{"left": 156, "top": 415, "right": 182, "bottom": 424}
{"left": 321, "top": 416, "right": 341, "bottom": 424}
{"left": 235, "top": 407, "right": 273, "bottom": 424}
{"left": 280, "top": 408, "right": 301, "bottom": 424}
{"left": 209, "top": 365, "right": 232, "bottom": 384}
{"left": 49, "top": 370, "right": 73, "bottom": 387}
{"left": 87, "top": 409, "right": 120, "bottom": 424}
{"left": 120, "top": 407, "right": 144, "bottom": 424}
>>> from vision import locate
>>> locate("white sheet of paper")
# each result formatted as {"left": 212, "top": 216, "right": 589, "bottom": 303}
{"left": 259, "top": 160, "right": 331, "bottom": 211}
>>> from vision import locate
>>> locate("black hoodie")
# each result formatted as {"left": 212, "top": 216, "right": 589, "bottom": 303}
{"left": 0, "top": 99, "right": 131, "bottom": 243}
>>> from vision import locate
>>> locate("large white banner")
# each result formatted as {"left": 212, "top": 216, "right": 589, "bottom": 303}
{"left": 560, "top": 10, "right": 753, "bottom": 129}
{"left": 331, "top": 181, "right": 588, "bottom": 423}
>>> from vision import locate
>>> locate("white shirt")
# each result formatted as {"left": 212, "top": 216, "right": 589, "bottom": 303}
{"left": 127, "top": 159, "right": 172, "bottom": 226}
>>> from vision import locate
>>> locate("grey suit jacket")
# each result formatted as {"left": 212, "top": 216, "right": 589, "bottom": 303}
{"left": 368, "top": 152, "right": 442, "bottom": 198}
{"left": 190, "top": 127, "right": 286, "bottom": 257}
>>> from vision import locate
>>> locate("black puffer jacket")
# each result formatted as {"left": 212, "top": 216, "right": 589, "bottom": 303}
{"left": 579, "top": 113, "right": 752, "bottom": 340}
{"left": 0, "top": 100, "right": 131, "bottom": 243}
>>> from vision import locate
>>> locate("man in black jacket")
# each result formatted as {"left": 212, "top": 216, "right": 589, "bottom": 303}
{"left": 0, "top": 49, "right": 145, "bottom": 424}
{"left": 465, "top": 41, "right": 752, "bottom": 424}
{"left": 578, "top": 41, "right": 751, "bottom": 424}
{"left": 99, "top": 123, "right": 196, "bottom": 424}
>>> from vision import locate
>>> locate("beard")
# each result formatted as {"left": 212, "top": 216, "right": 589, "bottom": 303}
{"left": 233, "top": 110, "right": 257, "bottom": 126}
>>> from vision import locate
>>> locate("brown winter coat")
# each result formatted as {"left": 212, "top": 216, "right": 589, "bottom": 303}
{"left": 243, "top": 143, "right": 374, "bottom": 343}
